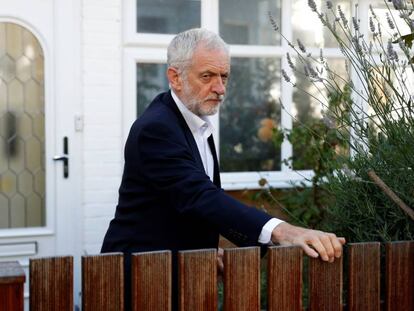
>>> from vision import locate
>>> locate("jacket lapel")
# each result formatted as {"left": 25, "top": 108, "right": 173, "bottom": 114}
{"left": 162, "top": 91, "right": 205, "bottom": 172}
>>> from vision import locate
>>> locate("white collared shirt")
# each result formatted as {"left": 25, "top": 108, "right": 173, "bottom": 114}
{"left": 171, "top": 90, "right": 284, "bottom": 244}
{"left": 172, "top": 91, "right": 215, "bottom": 182}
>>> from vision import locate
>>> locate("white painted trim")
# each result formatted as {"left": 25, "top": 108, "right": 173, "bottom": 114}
{"left": 222, "top": 170, "right": 314, "bottom": 190}
{"left": 0, "top": 228, "right": 54, "bottom": 238}
{"left": 0, "top": 242, "right": 37, "bottom": 257}
{"left": 202, "top": 0, "right": 218, "bottom": 32}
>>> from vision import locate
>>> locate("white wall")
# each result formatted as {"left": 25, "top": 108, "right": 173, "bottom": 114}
{"left": 82, "top": 0, "right": 123, "bottom": 254}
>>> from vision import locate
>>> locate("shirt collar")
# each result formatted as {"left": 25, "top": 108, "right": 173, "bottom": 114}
{"left": 171, "top": 90, "right": 213, "bottom": 136}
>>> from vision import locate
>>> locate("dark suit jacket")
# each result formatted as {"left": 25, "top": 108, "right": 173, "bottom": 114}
{"left": 101, "top": 91, "right": 272, "bottom": 254}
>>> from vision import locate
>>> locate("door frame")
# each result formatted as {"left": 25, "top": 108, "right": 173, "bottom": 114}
{"left": 0, "top": 0, "right": 83, "bottom": 306}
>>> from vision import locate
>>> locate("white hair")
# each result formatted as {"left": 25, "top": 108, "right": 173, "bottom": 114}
{"left": 167, "top": 28, "right": 230, "bottom": 73}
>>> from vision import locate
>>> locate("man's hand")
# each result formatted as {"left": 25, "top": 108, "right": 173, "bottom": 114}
{"left": 271, "top": 222, "right": 346, "bottom": 262}
{"left": 217, "top": 247, "right": 224, "bottom": 273}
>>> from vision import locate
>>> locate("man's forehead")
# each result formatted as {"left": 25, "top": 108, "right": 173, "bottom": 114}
{"left": 191, "top": 48, "right": 230, "bottom": 71}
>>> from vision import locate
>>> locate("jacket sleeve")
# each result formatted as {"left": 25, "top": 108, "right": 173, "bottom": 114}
{"left": 134, "top": 120, "right": 272, "bottom": 247}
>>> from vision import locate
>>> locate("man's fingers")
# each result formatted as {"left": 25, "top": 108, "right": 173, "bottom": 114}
{"left": 300, "top": 243, "right": 319, "bottom": 259}
{"left": 307, "top": 238, "right": 330, "bottom": 261}
{"left": 271, "top": 223, "right": 346, "bottom": 262}
{"left": 217, "top": 248, "right": 224, "bottom": 273}
{"left": 329, "top": 234, "right": 345, "bottom": 258}
{"left": 306, "top": 233, "right": 344, "bottom": 262}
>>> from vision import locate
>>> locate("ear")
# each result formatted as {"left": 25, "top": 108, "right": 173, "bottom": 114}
{"left": 167, "top": 67, "right": 182, "bottom": 92}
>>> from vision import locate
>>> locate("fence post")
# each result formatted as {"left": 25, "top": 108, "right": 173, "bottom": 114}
{"left": 30, "top": 256, "right": 73, "bottom": 311}
{"left": 385, "top": 241, "right": 414, "bottom": 311}
{"left": 267, "top": 246, "right": 303, "bottom": 311}
{"left": 0, "top": 261, "right": 25, "bottom": 311}
{"left": 179, "top": 249, "right": 217, "bottom": 311}
{"left": 308, "top": 253, "right": 343, "bottom": 311}
{"left": 82, "top": 253, "right": 124, "bottom": 311}
{"left": 348, "top": 242, "right": 380, "bottom": 311}
{"left": 131, "top": 250, "right": 171, "bottom": 311}
{"left": 223, "top": 247, "right": 260, "bottom": 311}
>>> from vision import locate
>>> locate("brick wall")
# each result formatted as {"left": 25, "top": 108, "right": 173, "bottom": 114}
{"left": 82, "top": 0, "right": 123, "bottom": 254}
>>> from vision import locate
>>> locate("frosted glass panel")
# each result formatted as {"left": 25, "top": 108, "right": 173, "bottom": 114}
{"left": 0, "top": 22, "right": 45, "bottom": 228}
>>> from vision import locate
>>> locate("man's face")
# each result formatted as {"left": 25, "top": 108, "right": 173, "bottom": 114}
{"left": 179, "top": 46, "right": 230, "bottom": 116}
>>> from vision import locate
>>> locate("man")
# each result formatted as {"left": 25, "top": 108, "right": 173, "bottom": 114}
{"left": 101, "top": 28, "right": 345, "bottom": 308}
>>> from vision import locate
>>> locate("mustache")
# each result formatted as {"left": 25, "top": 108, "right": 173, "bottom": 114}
{"left": 205, "top": 94, "right": 225, "bottom": 101}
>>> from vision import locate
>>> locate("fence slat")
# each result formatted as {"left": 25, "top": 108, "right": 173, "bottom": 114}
{"left": 385, "top": 241, "right": 414, "bottom": 311}
{"left": 309, "top": 254, "right": 343, "bottom": 311}
{"left": 82, "top": 253, "right": 124, "bottom": 311}
{"left": 267, "top": 246, "right": 303, "bottom": 311}
{"left": 178, "top": 249, "right": 217, "bottom": 311}
{"left": 132, "top": 251, "right": 171, "bottom": 311}
{"left": 223, "top": 247, "right": 260, "bottom": 311}
{"left": 30, "top": 256, "right": 73, "bottom": 311}
{"left": 348, "top": 242, "right": 380, "bottom": 311}
{"left": 0, "top": 261, "right": 25, "bottom": 311}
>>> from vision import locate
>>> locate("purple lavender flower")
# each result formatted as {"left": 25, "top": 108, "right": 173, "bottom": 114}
{"left": 386, "top": 12, "right": 395, "bottom": 30}
{"left": 352, "top": 17, "right": 360, "bottom": 32}
{"left": 369, "top": 17, "right": 376, "bottom": 33}
{"left": 297, "top": 39, "right": 307, "bottom": 53}
{"left": 286, "top": 53, "right": 295, "bottom": 70}
{"left": 268, "top": 12, "right": 279, "bottom": 31}
{"left": 308, "top": 0, "right": 317, "bottom": 12}
{"left": 338, "top": 5, "right": 348, "bottom": 28}
{"left": 281, "top": 69, "right": 291, "bottom": 83}
{"left": 326, "top": 1, "right": 333, "bottom": 9}
{"left": 392, "top": 0, "right": 404, "bottom": 10}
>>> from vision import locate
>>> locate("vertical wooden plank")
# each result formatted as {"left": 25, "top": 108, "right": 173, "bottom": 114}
{"left": 223, "top": 247, "right": 260, "bottom": 311}
{"left": 30, "top": 256, "right": 73, "bottom": 311}
{"left": 309, "top": 254, "right": 343, "bottom": 311}
{"left": 385, "top": 241, "right": 414, "bottom": 311}
{"left": 82, "top": 253, "right": 124, "bottom": 311}
{"left": 267, "top": 246, "right": 303, "bottom": 311}
{"left": 348, "top": 242, "right": 380, "bottom": 311}
{"left": 0, "top": 261, "right": 25, "bottom": 311}
{"left": 132, "top": 250, "right": 171, "bottom": 311}
{"left": 179, "top": 249, "right": 217, "bottom": 311}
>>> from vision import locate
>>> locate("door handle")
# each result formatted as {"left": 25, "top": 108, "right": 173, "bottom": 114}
{"left": 53, "top": 137, "right": 69, "bottom": 178}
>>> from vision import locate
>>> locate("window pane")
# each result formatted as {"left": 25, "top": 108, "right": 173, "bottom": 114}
{"left": 136, "top": 63, "right": 168, "bottom": 116}
{"left": 292, "top": 0, "right": 351, "bottom": 48}
{"left": 220, "top": 57, "right": 281, "bottom": 172}
{"left": 137, "top": 0, "right": 200, "bottom": 34}
{"left": 220, "top": 0, "right": 281, "bottom": 45}
{"left": 292, "top": 58, "right": 348, "bottom": 169}
{"left": 368, "top": 2, "right": 411, "bottom": 43}
{"left": 0, "top": 22, "right": 45, "bottom": 228}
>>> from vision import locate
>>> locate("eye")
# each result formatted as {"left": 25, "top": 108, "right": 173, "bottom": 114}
{"left": 201, "top": 73, "right": 211, "bottom": 81}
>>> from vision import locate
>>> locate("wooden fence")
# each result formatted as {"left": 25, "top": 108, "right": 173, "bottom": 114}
{"left": 0, "top": 241, "right": 413, "bottom": 311}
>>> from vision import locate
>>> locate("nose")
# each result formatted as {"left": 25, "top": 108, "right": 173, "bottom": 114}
{"left": 212, "top": 76, "right": 226, "bottom": 95}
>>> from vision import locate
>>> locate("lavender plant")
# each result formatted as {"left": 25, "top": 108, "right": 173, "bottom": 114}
{"left": 266, "top": 0, "right": 414, "bottom": 242}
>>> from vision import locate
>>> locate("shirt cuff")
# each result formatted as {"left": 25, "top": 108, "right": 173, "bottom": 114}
{"left": 258, "top": 218, "right": 285, "bottom": 245}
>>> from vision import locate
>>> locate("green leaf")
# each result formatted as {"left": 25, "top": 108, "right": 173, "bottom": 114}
{"left": 394, "top": 33, "right": 414, "bottom": 49}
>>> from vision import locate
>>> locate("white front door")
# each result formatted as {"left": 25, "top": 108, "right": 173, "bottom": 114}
{"left": 0, "top": 0, "right": 82, "bottom": 308}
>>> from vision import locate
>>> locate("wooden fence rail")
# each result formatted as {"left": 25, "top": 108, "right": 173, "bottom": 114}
{"left": 0, "top": 241, "right": 413, "bottom": 311}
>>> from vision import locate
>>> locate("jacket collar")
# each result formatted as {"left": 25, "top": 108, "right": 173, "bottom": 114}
{"left": 162, "top": 90, "right": 205, "bottom": 172}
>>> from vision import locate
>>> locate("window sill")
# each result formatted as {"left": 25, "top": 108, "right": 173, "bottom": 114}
{"left": 221, "top": 170, "right": 314, "bottom": 190}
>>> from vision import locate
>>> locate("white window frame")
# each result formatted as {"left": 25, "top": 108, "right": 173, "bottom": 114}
{"left": 123, "top": 0, "right": 357, "bottom": 190}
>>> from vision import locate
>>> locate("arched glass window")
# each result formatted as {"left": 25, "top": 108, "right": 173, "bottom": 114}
{"left": 0, "top": 22, "right": 45, "bottom": 228}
